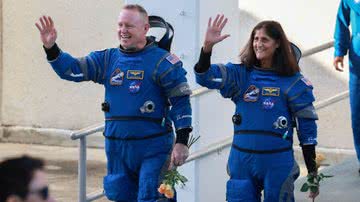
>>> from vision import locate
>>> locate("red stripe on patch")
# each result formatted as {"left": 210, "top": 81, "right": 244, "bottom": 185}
{"left": 166, "top": 54, "right": 180, "bottom": 64}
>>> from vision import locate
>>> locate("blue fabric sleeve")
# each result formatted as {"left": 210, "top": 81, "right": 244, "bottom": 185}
{"left": 334, "top": 0, "right": 351, "bottom": 57}
{"left": 155, "top": 58, "right": 192, "bottom": 130}
{"left": 48, "top": 50, "right": 109, "bottom": 84}
{"left": 297, "top": 118, "right": 318, "bottom": 146}
{"left": 287, "top": 76, "right": 318, "bottom": 145}
{"left": 195, "top": 63, "right": 245, "bottom": 100}
{"left": 287, "top": 77, "right": 316, "bottom": 114}
{"left": 169, "top": 95, "right": 192, "bottom": 131}
{"left": 195, "top": 63, "right": 227, "bottom": 90}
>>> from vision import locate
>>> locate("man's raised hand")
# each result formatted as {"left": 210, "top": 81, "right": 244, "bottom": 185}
{"left": 35, "top": 16, "right": 57, "bottom": 49}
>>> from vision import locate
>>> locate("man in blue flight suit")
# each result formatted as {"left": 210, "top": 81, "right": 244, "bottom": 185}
{"left": 333, "top": 0, "right": 360, "bottom": 173}
{"left": 35, "top": 4, "right": 192, "bottom": 202}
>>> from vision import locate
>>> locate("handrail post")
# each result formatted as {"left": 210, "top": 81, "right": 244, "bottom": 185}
{"left": 79, "top": 137, "right": 87, "bottom": 202}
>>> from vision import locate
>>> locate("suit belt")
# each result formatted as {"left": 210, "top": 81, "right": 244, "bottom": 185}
{"left": 105, "top": 116, "right": 163, "bottom": 124}
{"left": 234, "top": 130, "right": 291, "bottom": 141}
{"left": 103, "top": 129, "right": 172, "bottom": 141}
{"left": 231, "top": 144, "right": 292, "bottom": 154}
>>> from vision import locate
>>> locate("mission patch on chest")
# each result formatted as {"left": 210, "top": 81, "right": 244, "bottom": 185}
{"left": 110, "top": 68, "right": 124, "bottom": 85}
{"left": 244, "top": 85, "right": 260, "bottom": 102}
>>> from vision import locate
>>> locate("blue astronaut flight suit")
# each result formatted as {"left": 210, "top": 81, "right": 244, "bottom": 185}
{"left": 334, "top": 0, "right": 360, "bottom": 163}
{"left": 196, "top": 63, "right": 318, "bottom": 202}
{"left": 48, "top": 41, "right": 192, "bottom": 202}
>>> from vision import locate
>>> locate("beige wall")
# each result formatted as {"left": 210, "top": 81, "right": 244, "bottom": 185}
{"left": 2, "top": 0, "right": 122, "bottom": 130}
{"left": 0, "top": 0, "right": 3, "bottom": 123}
{"left": 238, "top": 0, "right": 339, "bottom": 48}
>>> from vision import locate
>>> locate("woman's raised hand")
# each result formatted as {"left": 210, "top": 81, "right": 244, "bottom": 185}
{"left": 203, "top": 14, "right": 230, "bottom": 52}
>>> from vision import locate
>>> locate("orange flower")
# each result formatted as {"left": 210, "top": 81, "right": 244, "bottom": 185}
{"left": 165, "top": 184, "right": 172, "bottom": 191}
{"left": 158, "top": 183, "right": 166, "bottom": 194}
{"left": 316, "top": 153, "right": 326, "bottom": 169}
{"left": 164, "top": 187, "right": 175, "bottom": 199}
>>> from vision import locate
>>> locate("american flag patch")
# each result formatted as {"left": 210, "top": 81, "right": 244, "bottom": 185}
{"left": 301, "top": 77, "right": 312, "bottom": 86}
{"left": 166, "top": 54, "right": 180, "bottom": 64}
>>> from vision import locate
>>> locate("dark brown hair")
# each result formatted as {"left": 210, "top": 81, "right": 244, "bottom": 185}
{"left": 240, "top": 20, "right": 300, "bottom": 76}
{"left": 0, "top": 155, "right": 45, "bottom": 201}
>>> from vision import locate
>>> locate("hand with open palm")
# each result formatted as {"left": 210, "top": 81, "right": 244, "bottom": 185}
{"left": 203, "top": 14, "right": 230, "bottom": 53}
{"left": 35, "top": 16, "right": 57, "bottom": 49}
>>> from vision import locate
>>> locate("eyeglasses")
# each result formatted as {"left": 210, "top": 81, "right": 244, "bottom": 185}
{"left": 29, "top": 186, "right": 49, "bottom": 200}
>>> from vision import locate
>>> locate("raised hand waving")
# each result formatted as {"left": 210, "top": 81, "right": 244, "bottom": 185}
{"left": 203, "top": 14, "right": 230, "bottom": 52}
{"left": 35, "top": 16, "right": 57, "bottom": 49}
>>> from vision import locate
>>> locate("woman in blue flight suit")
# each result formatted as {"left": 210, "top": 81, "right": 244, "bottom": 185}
{"left": 333, "top": 0, "right": 360, "bottom": 174}
{"left": 195, "top": 15, "right": 319, "bottom": 201}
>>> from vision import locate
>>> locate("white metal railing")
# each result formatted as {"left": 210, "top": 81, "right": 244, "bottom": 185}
{"left": 70, "top": 40, "right": 339, "bottom": 202}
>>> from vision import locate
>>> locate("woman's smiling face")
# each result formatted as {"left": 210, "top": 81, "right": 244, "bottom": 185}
{"left": 253, "top": 28, "right": 279, "bottom": 68}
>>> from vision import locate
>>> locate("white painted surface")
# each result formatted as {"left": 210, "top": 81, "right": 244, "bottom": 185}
{"left": 2, "top": 0, "right": 122, "bottom": 129}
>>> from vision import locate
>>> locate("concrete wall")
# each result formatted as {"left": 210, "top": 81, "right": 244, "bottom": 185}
{"left": 1, "top": 0, "right": 122, "bottom": 132}
{"left": 239, "top": 0, "right": 339, "bottom": 47}
{"left": 0, "top": 0, "right": 3, "bottom": 124}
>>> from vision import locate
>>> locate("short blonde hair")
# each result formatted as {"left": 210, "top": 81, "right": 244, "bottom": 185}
{"left": 122, "top": 4, "right": 148, "bottom": 23}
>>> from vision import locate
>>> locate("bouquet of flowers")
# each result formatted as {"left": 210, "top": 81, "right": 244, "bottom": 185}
{"left": 158, "top": 169, "right": 187, "bottom": 198}
{"left": 158, "top": 134, "right": 200, "bottom": 199}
